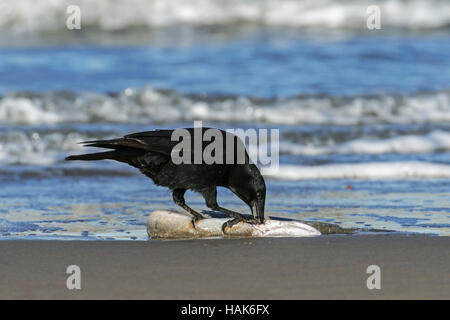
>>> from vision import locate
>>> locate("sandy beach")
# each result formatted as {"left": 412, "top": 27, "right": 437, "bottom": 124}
{"left": 0, "top": 234, "right": 448, "bottom": 299}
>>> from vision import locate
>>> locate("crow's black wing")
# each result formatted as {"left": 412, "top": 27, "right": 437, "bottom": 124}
{"left": 67, "top": 128, "right": 249, "bottom": 164}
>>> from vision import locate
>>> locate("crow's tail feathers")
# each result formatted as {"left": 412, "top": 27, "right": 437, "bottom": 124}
{"left": 65, "top": 138, "right": 148, "bottom": 162}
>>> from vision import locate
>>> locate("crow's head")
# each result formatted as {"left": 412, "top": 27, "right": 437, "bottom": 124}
{"left": 228, "top": 164, "right": 266, "bottom": 223}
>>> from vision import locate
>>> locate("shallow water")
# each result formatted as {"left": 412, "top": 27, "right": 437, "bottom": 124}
{"left": 1, "top": 0, "right": 450, "bottom": 239}
{"left": 1, "top": 174, "right": 449, "bottom": 239}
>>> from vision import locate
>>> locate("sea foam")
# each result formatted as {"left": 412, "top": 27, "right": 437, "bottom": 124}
{"left": 1, "top": 88, "right": 450, "bottom": 125}
{"left": 1, "top": 0, "right": 450, "bottom": 33}
{"left": 279, "top": 130, "right": 450, "bottom": 155}
{"left": 272, "top": 161, "right": 450, "bottom": 180}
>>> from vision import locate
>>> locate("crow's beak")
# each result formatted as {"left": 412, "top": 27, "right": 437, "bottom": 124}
{"left": 252, "top": 199, "right": 265, "bottom": 224}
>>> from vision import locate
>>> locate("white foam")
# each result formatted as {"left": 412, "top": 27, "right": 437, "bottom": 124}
{"left": 1, "top": 88, "right": 450, "bottom": 125}
{"left": 0, "top": 131, "right": 90, "bottom": 165}
{"left": 280, "top": 130, "right": 450, "bottom": 155}
{"left": 271, "top": 161, "right": 450, "bottom": 180}
{"left": 0, "top": 97, "right": 60, "bottom": 124}
{"left": 1, "top": 0, "right": 450, "bottom": 33}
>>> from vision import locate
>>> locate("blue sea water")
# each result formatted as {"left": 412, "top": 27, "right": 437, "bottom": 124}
{"left": 1, "top": 0, "right": 450, "bottom": 238}
{"left": 1, "top": 34, "right": 450, "bottom": 97}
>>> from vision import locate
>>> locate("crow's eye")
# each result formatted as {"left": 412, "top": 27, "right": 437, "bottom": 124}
{"left": 255, "top": 190, "right": 265, "bottom": 199}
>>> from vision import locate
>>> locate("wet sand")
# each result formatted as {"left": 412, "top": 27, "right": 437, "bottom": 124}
{"left": 0, "top": 235, "right": 449, "bottom": 299}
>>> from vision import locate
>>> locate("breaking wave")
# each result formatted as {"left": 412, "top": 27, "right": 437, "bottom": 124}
{"left": 2, "top": 128, "right": 450, "bottom": 179}
{"left": 2, "top": 129, "right": 450, "bottom": 166}
{"left": 1, "top": 0, "right": 450, "bottom": 34}
{"left": 273, "top": 161, "right": 450, "bottom": 180}
{"left": 2, "top": 87, "right": 450, "bottom": 125}
{"left": 280, "top": 130, "right": 450, "bottom": 155}
{"left": 0, "top": 130, "right": 90, "bottom": 165}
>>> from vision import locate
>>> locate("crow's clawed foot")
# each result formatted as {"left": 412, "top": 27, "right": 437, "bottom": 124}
{"left": 191, "top": 214, "right": 205, "bottom": 229}
{"left": 221, "top": 216, "right": 259, "bottom": 235}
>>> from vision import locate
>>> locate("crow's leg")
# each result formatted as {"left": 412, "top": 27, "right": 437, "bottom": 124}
{"left": 202, "top": 188, "right": 258, "bottom": 234}
{"left": 172, "top": 189, "right": 204, "bottom": 227}
{"left": 203, "top": 187, "right": 244, "bottom": 218}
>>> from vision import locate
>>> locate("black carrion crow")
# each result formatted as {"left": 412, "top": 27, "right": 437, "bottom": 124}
{"left": 65, "top": 128, "right": 266, "bottom": 231}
